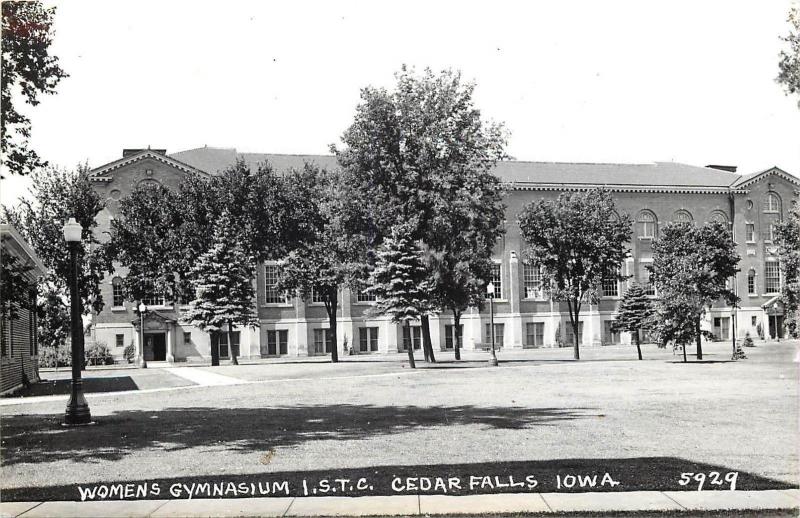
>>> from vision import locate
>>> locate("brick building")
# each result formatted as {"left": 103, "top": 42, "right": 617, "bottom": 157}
{"left": 1, "top": 224, "right": 46, "bottom": 393}
{"left": 86, "top": 147, "right": 800, "bottom": 363}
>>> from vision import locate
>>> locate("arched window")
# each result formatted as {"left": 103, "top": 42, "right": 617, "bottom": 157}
{"left": 112, "top": 277, "right": 125, "bottom": 307}
{"left": 747, "top": 269, "right": 756, "bottom": 295}
{"left": 673, "top": 210, "right": 693, "bottom": 223}
{"left": 764, "top": 192, "right": 781, "bottom": 213}
{"left": 638, "top": 211, "right": 657, "bottom": 238}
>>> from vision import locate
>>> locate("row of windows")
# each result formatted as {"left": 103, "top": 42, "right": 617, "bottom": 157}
{"left": 636, "top": 209, "right": 729, "bottom": 239}
{"left": 747, "top": 262, "right": 781, "bottom": 295}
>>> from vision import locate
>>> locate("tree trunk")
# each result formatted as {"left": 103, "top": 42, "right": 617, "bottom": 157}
{"left": 453, "top": 309, "right": 462, "bottom": 361}
{"left": 695, "top": 318, "right": 703, "bottom": 360}
{"left": 421, "top": 314, "right": 436, "bottom": 363}
{"left": 683, "top": 339, "right": 687, "bottom": 363}
{"left": 328, "top": 294, "right": 339, "bottom": 363}
{"left": 567, "top": 299, "right": 581, "bottom": 360}
{"left": 228, "top": 320, "right": 238, "bottom": 365}
{"left": 405, "top": 320, "right": 416, "bottom": 368}
{"left": 210, "top": 330, "right": 220, "bottom": 366}
{"left": 635, "top": 329, "right": 642, "bottom": 360}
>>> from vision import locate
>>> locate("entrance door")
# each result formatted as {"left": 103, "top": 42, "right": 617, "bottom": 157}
{"left": 145, "top": 333, "right": 166, "bottom": 361}
{"left": 769, "top": 315, "right": 785, "bottom": 339}
{"left": 713, "top": 317, "right": 730, "bottom": 341}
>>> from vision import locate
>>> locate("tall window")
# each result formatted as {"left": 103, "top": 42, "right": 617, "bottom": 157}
{"left": 765, "top": 262, "right": 780, "bottom": 293}
{"left": 768, "top": 223, "right": 777, "bottom": 242}
{"left": 565, "top": 321, "right": 584, "bottom": 345}
{"left": 264, "top": 330, "right": 288, "bottom": 355}
{"left": 313, "top": 328, "right": 333, "bottom": 353}
{"left": 745, "top": 223, "right": 755, "bottom": 242}
{"left": 764, "top": 192, "right": 781, "bottom": 213}
{"left": 523, "top": 262, "right": 544, "bottom": 299}
{"left": 264, "top": 264, "right": 285, "bottom": 304}
{"left": 602, "top": 269, "right": 619, "bottom": 298}
{"left": 603, "top": 320, "right": 620, "bottom": 345}
{"left": 115, "top": 334, "right": 124, "bottom": 348}
{"left": 402, "top": 326, "right": 422, "bottom": 351}
{"left": 525, "top": 322, "right": 545, "bottom": 348}
{"left": 141, "top": 281, "right": 166, "bottom": 306}
{"left": 490, "top": 262, "right": 502, "bottom": 299}
{"left": 444, "top": 324, "right": 463, "bottom": 349}
{"left": 311, "top": 287, "right": 326, "bottom": 304}
{"left": 112, "top": 277, "right": 124, "bottom": 307}
{"left": 484, "top": 323, "right": 504, "bottom": 346}
{"left": 638, "top": 211, "right": 657, "bottom": 238}
{"left": 673, "top": 210, "right": 692, "bottom": 223}
{"left": 216, "top": 331, "right": 240, "bottom": 358}
{"left": 359, "top": 327, "right": 379, "bottom": 352}
{"left": 747, "top": 269, "right": 756, "bottom": 295}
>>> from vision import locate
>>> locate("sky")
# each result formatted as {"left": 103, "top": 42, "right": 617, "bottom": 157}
{"left": 2, "top": 0, "right": 799, "bottom": 206}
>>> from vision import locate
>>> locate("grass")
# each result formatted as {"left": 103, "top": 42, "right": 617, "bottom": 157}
{"left": 1, "top": 340, "right": 797, "bottom": 501}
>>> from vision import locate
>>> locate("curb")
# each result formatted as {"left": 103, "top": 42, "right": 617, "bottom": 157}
{"left": 2, "top": 489, "right": 798, "bottom": 517}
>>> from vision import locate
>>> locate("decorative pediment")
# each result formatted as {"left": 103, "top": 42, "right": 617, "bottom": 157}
{"left": 131, "top": 310, "right": 176, "bottom": 330}
{"left": 87, "top": 149, "right": 209, "bottom": 182}
{"left": 732, "top": 167, "right": 800, "bottom": 190}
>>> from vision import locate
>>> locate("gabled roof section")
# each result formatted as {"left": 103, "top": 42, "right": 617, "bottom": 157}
{"left": 168, "top": 146, "right": 339, "bottom": 175}
{"left": 730, "top": 166, "right": 800, "bottom": 189}
{"left": 87, "top": 149, "right": 210, "bottom": 182}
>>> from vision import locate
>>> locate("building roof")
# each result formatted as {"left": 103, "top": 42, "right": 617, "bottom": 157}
{"left": 169, "top": 146, "right": 338, "bottom": 175}
{"left": 0, "top": 224, "right": 47, "bottom": 278}
{"left": 730, "top": 166, "right": 800, "bottom": 189}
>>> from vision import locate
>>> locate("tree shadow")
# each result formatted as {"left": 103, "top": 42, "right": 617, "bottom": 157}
{"left": 1, "top": 404, "right": 596, "bottom": 466}
{"left": 3, "top": 377, "right": 140, "bottom": 398}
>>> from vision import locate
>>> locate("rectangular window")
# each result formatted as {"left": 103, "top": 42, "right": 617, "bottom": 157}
{"left": 112, "top": 282, "right": 124, "bottom": 307}
{"left": 603, "top": 321, "right": 620, "bottom": 345}
{"left": 523, "top": 263, "right": 544, "bottom": 299}
{"left": 747, "top": 273, "right": 756, "bottom": 295}
{"left": 565, "top": 321, "right": 584, "bottom": 345}
{"left": 314, "top": 328, "right": 333, "bottom": 353}
{"left": 746, "top": 223, "right": 755, "bottom": 242}
{"left": 490, "top": 262, "right": 502, "bottom": 299}
{"left": 525, "top": 322, "right": 545, "bottom": 348}
{"left": 217, "top": 331, "right": 240, "bottom": 359}
{"left": 183, "top": 332, "right": 191, "bottom": 344}
{"left": 264, "top": 264, "right": 285, "bottom": 304}
{"left": 444, "top": 324, "right": 464, "bottom": 350}
{"left": 769, "top": 224, "right": 777, "bottom": 242}
{"left": 484, "top": 323, "right": 505, "bottom": 346}
{"left": 265, "top": 330, "right": 288, "bottom": 355}
{"left": 765, "top": 262, "right": 780, "bottom": 293}
{"left": 356, "top": 284, "right": 377, "bottom": 303}
{"left": 751, "top": 316, "right": 757, "bottom": 326}
{"left": 115, "top": 334, "right": 124, "bottom": 348}
{"left": 602, "top": 270, "right": 619, "bottom": 298}
{"left": 401, "top": 326, "right": 422, "bottom": 351}
{"left": 358, "top": 327, "right": 379, "bottom": 352}
{"left": 311, "top": 287, "right": 326, "bottom": 304}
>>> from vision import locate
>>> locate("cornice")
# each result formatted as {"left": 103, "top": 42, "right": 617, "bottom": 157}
{"left": 505, "top": 182, "right": 749, "bottom": 195}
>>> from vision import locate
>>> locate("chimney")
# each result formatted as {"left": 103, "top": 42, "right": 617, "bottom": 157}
{"left": 122, "top": 148, "right": 167, "bottom": 157}
{"left": 706, "top": 164, "right": 737, "bottom": 173}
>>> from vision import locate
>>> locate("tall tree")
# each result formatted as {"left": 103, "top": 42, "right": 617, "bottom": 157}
{"left": 367, "top": 225, "right": 433, "bottom": 368}
{"left": 278, "top": 165, "right": 367, "bottom": 363}
{"left": 1, "top": 1, "right": 68, "bottom": 176}
{"left": 774, "top": 206, "right": 800, "bottom": 338}
{"left": 611, "top": 282, "right": 655, "bottom": 360}
{"left": 778, "top": 5, "right": 800, "bottom": 108}
{"left": 2, "top": 166, "right": 110, "bottom": 315}
{"left": 334, "top": 66, "right": 507, "bottom": 363}
{"left": 518, "top": 189, "right": 632, "bottom": 360}
{"left": 649, "top": 221, "right": 740, "bottom": 360}
{"left": 183, "top": 211, "right": 258, "bottom": 366}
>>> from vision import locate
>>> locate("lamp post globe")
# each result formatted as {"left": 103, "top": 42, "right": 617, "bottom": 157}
{"left": 62, "top": 218, "right": 92, "bottom": 425}
{"left": 137, "top": 302, "right": 148, "bottom": 368}
{"left": 486, "top": 282, "right": 498, "bottom": 367}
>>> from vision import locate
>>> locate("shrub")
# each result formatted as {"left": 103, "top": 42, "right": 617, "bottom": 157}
{"left": 743, "top": 332, "right": 755, "bottom": 348}
{"left": 85, "top": 341, "right": 115, "bottom": 366}
{"left": 756, "top": 322, "right": 764, "bottom": 340}
{"left": 38, "top": 343, "right": 71, "bottom": 368}
{"left": 123, "top": 342, "right": 134, "bottom": 363}
{"left": 732, "top": 341, "right": 748, "bottom": 360}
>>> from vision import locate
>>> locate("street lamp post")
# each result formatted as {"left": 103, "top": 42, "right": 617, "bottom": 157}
{"left": 138, "top": 302, "right": 148, "bottom": 368}
{"left": 486, "top": 282, "right": 499, "bottom": 367}
{"left": 63, "top": 218, "right": 92, "bottom": 426}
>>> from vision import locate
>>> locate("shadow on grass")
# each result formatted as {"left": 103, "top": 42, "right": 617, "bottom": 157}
{"left": 2, "top": 376, "right": 140, "bottom": 398}
{"left": 1, "top": 404, "right": 596, "bottom": 466}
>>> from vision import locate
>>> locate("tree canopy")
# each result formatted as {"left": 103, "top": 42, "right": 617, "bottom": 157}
{"left": 778, "top": 5, "right": 800, "bottom": 108}
{"left": 774, "top": 205, "right": 800, "bottom": 337}
{"left": 612, "top": 282, "right": 655, "bottom": 360}
{"left": 648, "top": 221, "right": 740, "bottom": 360}
{"left": 1, "top": 1, "right": 67, "bottom": 176}
{"left": 518, "top": 188, "right": 633, "bottom": 359}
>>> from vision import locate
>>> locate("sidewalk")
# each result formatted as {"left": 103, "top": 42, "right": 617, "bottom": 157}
{"left": 2, "top": 489, "right": 798, "bottom": 517}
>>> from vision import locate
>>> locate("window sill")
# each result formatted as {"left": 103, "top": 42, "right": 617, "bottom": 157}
{"left": 637, "top": 236, "right": 654, "bottom": 241}
{"left": 261, "top": 303, "right": 293, "bottom": 308}
{"left": 353, "top": 302, "right": 377, "bottom": 306}
{"left": 111, "top": 306, "right": 127, "bottom": 312}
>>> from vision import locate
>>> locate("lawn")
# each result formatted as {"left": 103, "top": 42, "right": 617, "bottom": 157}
{"left": 1, "top": 340, "right": 797, "bottom": 500}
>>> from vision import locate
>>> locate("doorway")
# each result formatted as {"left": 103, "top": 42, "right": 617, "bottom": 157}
{"left": 768, "top": 315, "right": 785, "bottom": 339}
{"left": 144, "top": 333, "right": 166, "bottom": 361}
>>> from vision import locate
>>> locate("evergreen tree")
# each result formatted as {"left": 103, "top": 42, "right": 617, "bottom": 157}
{"left": 183, "top": 212, "right": 258, "bottom": 366}
{"left": 612, "top": 282, "right": 655, "bottom": 360}
{"left": 367, "top": 225, "right": 432, "bottom": 368}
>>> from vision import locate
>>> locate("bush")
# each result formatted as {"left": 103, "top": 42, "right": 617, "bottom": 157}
{"left": 743, "top": 332, "right": 755, "bottom": 348}
{"left": 85, "top": 341, "right": 115, "bottom": 366}
{"left": 38, "top": 343, "right": 71, "bottom": 368}
{"left": 756, "top": 322, "right": 764, "bottom": 340}
{"left": 123, "top": 343, "right": 134, "bottom": 363}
